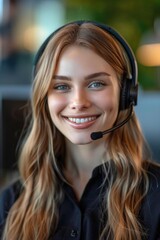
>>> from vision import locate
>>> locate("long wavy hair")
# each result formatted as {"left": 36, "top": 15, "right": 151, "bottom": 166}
{"left": 3, "top": 22, "right": 153, "bottom": 240}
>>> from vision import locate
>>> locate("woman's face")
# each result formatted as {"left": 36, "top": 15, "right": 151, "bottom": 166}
{"left": 48, "top": 45, "right": 120, "bottom": 145}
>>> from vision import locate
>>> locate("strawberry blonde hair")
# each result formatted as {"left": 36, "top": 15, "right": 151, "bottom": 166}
{"left": 3, "top": 22, "right": 153, "bottom": 240}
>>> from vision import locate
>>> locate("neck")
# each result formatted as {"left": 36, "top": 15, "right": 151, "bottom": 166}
{"left": 63, "top": 139, "right": 108, "bottom": 201}
{"left": 64, "top": 139, "right": 108, "bottom": 177}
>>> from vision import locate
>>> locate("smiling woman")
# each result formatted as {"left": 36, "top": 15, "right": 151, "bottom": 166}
{"left": 47, "top": 45, "right": 119, "bottom": 145}
{"left": 0, "top": 20, "right": 160, "bottom": 240}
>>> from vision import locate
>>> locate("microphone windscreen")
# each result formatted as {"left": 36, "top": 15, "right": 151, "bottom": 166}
{"left": 90, "top": 131, "right": 103, "bottom": 140}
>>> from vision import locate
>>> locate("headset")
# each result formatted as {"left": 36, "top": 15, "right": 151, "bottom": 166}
{"left": 33, "top": 20, "right": 138, "bottom": 111}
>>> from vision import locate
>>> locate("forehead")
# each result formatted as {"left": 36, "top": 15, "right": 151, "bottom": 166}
{"left": 55, "top": 45, "right": 117, "bottom": 79}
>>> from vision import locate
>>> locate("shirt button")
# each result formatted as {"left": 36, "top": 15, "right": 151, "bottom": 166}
{"left": 70, "top": 229, "right": 78, "bottom": 237}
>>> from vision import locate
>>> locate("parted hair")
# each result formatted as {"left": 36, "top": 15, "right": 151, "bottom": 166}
{"left": 3, "top": 22, "right": 152, "bottom": 240}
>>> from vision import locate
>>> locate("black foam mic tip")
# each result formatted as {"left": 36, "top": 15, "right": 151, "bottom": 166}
{"left": 90, "top": 131, "right": 103, "bottom": 140}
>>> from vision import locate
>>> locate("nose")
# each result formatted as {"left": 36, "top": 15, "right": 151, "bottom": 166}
{"left": 70, "top": 89, "right": 91, "bottom": 110}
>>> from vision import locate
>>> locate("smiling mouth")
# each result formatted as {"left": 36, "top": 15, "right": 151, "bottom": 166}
{"left": 67, "top": 116, "right": 97, "bottom": 124}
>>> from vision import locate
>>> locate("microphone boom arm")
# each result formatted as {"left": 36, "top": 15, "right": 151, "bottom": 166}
{"left": 91, "top": 104, "right": 133, "bottom": 140}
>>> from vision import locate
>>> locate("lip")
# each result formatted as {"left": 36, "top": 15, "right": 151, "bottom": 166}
{"left": 63, "top": 115, "right": 100, "bottom": 129}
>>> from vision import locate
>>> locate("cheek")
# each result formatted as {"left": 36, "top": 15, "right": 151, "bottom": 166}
{"left": 95, "top": 91, "right": 119, "bottom": 112}
{"left": 47, "top": 94, "right": 66, "bottom": 118}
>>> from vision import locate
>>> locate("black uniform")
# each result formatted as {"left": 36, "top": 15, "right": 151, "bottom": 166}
{"left": 0, "top": 164, "right": 160, "bottom": 240}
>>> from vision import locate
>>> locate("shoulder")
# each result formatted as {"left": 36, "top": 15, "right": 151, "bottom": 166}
{"left": 142, "top": 162, "right": 160, "bottom": 206}
{"left": 147, "top": 163, "right": 160, "bottom": 192}
{"left": 141, "top": 163, "right": 160, "bottom": 212}
{"left": 140, "top": 163, "right": 160, "bottom": 239}
{"left": 0, "top": 180, "right": 23, "bottom": 225}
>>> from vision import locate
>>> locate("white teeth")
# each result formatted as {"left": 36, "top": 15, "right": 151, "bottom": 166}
{"left": 68, "top": 116, "right": 96, "bottom": 124}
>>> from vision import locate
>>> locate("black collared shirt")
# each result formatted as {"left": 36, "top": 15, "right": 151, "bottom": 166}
{"left": 0, "top": 164, "right": 160, "bottom": 240}
{"left": 53, "top": 165, "right": 106, "bottom": 240}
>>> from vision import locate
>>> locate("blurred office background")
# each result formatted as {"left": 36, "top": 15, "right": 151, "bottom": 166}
{"left": 0, "top": 0, "right": 160, "bottom": 189}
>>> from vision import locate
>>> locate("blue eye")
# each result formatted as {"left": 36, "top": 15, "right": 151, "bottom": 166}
{"left": 89, "top": 81, "right": 105, "bottom": 89}
{"left": 54, "top": 84, "right": 70, "bottom": 91}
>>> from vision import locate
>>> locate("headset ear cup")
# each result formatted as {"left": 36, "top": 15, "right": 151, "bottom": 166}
{"left": 120, "top": 78, "right": 130, "bottom": 110}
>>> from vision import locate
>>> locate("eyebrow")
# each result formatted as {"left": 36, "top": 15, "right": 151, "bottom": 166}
{"left": 52, "top": 72, "right": 111, "bottom": 81}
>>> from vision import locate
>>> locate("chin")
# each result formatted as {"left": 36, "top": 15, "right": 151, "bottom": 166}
{"left": 68, "top": 136, "right": 93, "bottom": 145}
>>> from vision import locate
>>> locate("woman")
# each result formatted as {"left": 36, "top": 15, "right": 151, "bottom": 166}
{"left": 0, "top": 20, "right": 160, "bottom": 240}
